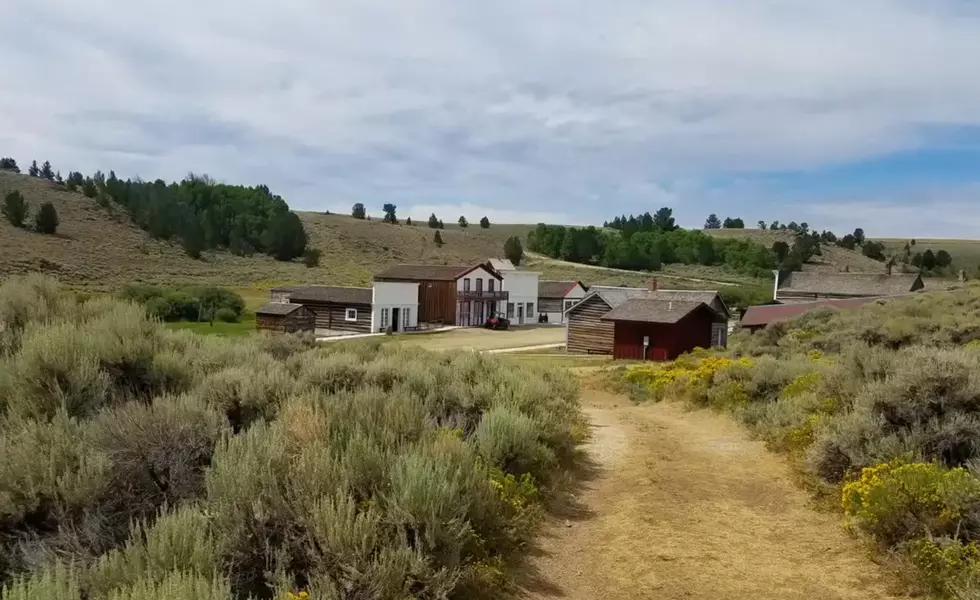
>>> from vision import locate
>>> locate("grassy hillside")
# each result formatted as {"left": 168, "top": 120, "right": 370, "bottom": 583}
{"left": 881, "top": 238, "right": 980, "bottom": 276}
{"left": 0, "top": 171, "right": 755, "bottom": 292}
{"left": 705, "top": 228, "right": 890, "bottom": 273}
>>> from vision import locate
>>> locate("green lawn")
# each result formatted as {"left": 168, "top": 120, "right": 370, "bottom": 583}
{"left": 165, "top": 313, "right": 257, "bottom": 337}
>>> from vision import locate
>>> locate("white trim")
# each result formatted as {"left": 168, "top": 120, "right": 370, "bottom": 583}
{"left": 345, "top": 308, "right": 358, "bottom": 322}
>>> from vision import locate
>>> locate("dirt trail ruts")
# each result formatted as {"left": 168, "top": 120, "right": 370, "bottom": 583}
{"left": 519, "top": 387, "right": 914, "bottom": 600}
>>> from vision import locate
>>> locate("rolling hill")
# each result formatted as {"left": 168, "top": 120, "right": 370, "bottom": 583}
{"left": 3, "top": 171, "right": 938, "bottom": 295}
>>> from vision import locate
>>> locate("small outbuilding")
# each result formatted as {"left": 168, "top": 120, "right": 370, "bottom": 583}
{"left": 600, "top": 299, "right": 726, "bottom": 361}
{"left": 255, "top": 303, "right": 315, "bottom": 333}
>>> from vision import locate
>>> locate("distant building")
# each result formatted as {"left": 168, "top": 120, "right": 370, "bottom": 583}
{"left": 773, "top": 266, "right": 923, "bottom": 304}
{"left": 739, "top": 297, "right": 886, "bottom": 334}
{"left": 538, "top": 280, "right": 588, "bottom": 324}
{"left": 565, "top": 278, "right": 731, "bottom": 356}
{"left": 600, "top": 299, "right": 728, "bottom": 361}
{"left": 268, "top": 285, "right": 376, "bottom": 333}
{"left": 255, "top": 302, "right": 315, "bottom": 333}
{"left": 374, "top": 263, "right": 506, "bottom": 326}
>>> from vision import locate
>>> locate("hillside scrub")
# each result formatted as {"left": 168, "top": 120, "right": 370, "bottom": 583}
{"left": 620, "top": 283, "right": 980, "bottom": 597}
{"left": 120, "top": 284, "right": 245, "bottom": 323}
{"left": 0, "top": 276, "right": 584, "bottom": 599}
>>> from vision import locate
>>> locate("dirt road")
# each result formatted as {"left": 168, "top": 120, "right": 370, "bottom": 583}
{"left": 520, "top": 386, "right": 912, "bottom": 600}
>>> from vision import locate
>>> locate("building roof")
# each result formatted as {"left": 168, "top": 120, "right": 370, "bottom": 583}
{"left": 282, "top": 286, "right": 373, "bottom": 304}
{"left": 488, "top": 258, "right": 516, "bottom": 271}
{"left": 581, "top": 286, "right": 730, "bottom": 318}
{"left": 374, "top": 263, "right": 500, "bottom": 281}
{"left": 740, "top": 297, "right": 894, "bottom": 328}
{"left": 256, "top": 302, "right": 305, "bottom": 316}
{"left": 776, "top": 271, "right": 922, "bottom": 297}
{"left": 538, "top": 280, "right": 583, "bottom": 298}
{"left": 600, "top": 299, "right": 706, "bottom": 324}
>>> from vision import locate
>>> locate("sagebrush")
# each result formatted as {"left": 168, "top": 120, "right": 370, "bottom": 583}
{"left": 0, "top": 275, "right": 584, "bottom": 600}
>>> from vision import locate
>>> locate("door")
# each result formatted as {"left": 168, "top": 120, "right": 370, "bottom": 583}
{"left": 391, "top": 307, "right": 400, "bottom": 332}
{"left": 517, "top": 304, "right": 524, "bottom": 325}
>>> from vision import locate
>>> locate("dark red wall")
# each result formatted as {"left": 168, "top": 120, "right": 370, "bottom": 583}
{"left": 612, "top": 306, "right": 715, "bottom": 360}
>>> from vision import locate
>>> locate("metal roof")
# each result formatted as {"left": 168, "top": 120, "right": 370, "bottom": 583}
{"left": 283, "top": 286, "right": 373, "bottom": 304}
{"left": 739, "top": 297, "right": 886, "bottom": 328}
{"left": 776, "top": 272, "right": 922, "bottom": 297}
{"left": 538, "top": 280, "right": 583, "bottom": 298}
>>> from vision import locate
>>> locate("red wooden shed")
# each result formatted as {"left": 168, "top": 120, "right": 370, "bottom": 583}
{"left": 599, "top": 299, "right": 725, "bottom": 361}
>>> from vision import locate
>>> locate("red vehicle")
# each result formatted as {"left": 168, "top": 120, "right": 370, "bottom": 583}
{"left": 484, "top": 314, "right": 510, "bottom": 330}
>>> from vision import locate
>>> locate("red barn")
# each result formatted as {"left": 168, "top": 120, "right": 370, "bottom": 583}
{"left": 600, "top": 299, "right": 726, "bottom": 361}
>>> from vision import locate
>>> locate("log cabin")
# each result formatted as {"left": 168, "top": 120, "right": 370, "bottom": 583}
{"left": 270, "top": 286, "right": 374, "bottom": 333}
{"left": 565, "top": 279, "right": 731, "bottom": 355}
{"left": 255, "top": 303, "right": 315, "bottom": 333}
{"left": 772, "top": 266, "right": 923, "bottom": 304}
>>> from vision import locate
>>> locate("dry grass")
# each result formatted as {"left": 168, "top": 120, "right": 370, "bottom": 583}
{"left": 881, "top": 238, "right": 980, "bottom": 275}
{"left": 521, "top": 386, "right": 908, "bottom": 599}
{"left": 349, "top": 325, "right": 567, "bottom": 352}
{"left": 706, "top": 227, "right": 892, "bottom": 273}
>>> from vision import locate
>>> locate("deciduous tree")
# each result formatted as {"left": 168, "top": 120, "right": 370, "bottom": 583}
{"left": 382, "top": 203, "right": 397, "bottom": 224}
{"left": 0, "top": 157, "right": 19, "bottom": 172}
{"left": 351, "top": 203, "right": 366, "bottom": 219}
{"left": 480, "top": 216, "right": 490, "bottom": 228}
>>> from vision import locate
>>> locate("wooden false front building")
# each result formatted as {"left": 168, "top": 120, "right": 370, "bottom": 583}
{"left": 600, "top": 299, "right": 727, "bottom": 360}
{"left": 270, "top": 286, "right": 373, "bottom": 333}
{"left": 565, "top": 282, "right": 731, "bottom": 356}
{"left": 373, "top": 263, "right": 507, "bottom": 326}
{"left": 255, "top": 303, "right": 315, "bottom": 333}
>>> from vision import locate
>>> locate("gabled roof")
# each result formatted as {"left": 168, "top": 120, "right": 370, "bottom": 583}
{"left": 776, "top": 272, "right": 922, "bottom": 297}
{"left": 538, "top": 280, "right": 584, "bottom": 298}
{"left": 374, "top": 263, "right": 501, "bottom": 282}
{"left": 256, "top": 302, "right": 305, "bottom": 316}
{"left": 740, "top": 297, "right": 887, "bottom": 328}
{"left": 283, "top": 286, "right": 373, "bottom": 304}
{"left": 487, "top": 258, "right": 516, "bottom": 271}
{"left": 600, "top": 299, "right": 706, "bottom": 324}
{"left": 578, "top": 286, "right": 731, "bottom": 319}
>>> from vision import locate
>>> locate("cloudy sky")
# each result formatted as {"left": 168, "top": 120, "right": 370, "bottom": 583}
{"left": 2, "top": 1, "right": 979, "bottom": 237}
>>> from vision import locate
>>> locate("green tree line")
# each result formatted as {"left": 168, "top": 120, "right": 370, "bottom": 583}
{"left": 3, "top": 155, "right": 307, "bottom": 261}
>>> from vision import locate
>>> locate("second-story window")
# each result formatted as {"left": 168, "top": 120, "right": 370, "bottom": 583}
{"left": 488, "top": 279, "right": 495, "bottom": 292}
{"left": 463, "top": 278, "right": 470, "bottom": 292}
{"left": 476, "top": 278, "right": 483, "bottom": 292}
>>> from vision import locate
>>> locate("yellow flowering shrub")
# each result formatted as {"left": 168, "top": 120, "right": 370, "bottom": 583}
{"left": 285, "top": 591, "right": 310, "bottom": 600}
{"left": 906, "top": 538, "right": 980, "bottom": 595}
{"left": 489, "top": 468, "right": 540, "bottom": 543}
{"left": 781, "top": 372, "right": 821, "bottom": 399}
{"left": 623, "top": 355, "right": 751, "bottom": 404}
{"left": 842, "top": 461, "right": 980, "bottom": 546}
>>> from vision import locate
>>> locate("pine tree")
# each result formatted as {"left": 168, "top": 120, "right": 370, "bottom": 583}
{"left": 406, "top": 217, "right": 413, "bottom": 226}
{"left": 34, "top": 202, "right": 59, "bottom": 234}
{"left": 40, "top": 161, "right": 54, "bottom": 180}
{"left": 438, "top": 219, "right": 444, "bottom": 229}
{"left": 2, "top": 190, "right": 29, "bottom": 227}
{"left": 433, "top": 230, "right": 444, "bottom": 247}
{"left": 480, "top": 216, "right": 490, "bottom": 229}
{"left": 458, "top": 215, "right": 468, "bottom": 228}
{"left": 0, "top": 157, "right": 19, "bottom": 172}
{"left": 28, "top": 160, "right": 40, "bottom": 177}
{"left": 504, "top": 235, "right": 524, "bottom": 266}
{"left": 382, "top": 203, "right": 397, "bottom": 224}
{"left": 428, "top": 213, "right": 439, "bottom": 228}
{"left": 704, "top": 214, "right": 721, "bottom": 229}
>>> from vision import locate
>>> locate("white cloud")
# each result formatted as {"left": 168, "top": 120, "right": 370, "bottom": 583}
{"left": 0, "top": 0, "right": 979, "bottom": 229}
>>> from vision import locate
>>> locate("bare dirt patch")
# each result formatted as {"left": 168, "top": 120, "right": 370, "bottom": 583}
{"left": 520, "top": 386, "right": 915, "bottom": 600}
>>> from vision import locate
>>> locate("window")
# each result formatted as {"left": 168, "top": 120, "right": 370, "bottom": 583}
{"left": 506, "top": 303, "right": 514, "bottom": 318}
{"left": 380, "top": 308, "right": 389, "bottom": 330}
{"left": 564, "top": 299, "right": 576, "bottom": 312}
{"left": 488, "top": 279, "right": 495, "bottom": 292}
{"left": 526, "top": 302, "right": 534, "bottom": 317}
{"left": 463, "top": 278, "right": 471, "bottom": 292}
{"left": 402, "top": 307, "right": 410, "bottom": 328}
{"left": 345, "top": 308, "right": 358, "bottom": 322}
{"left": 476, "top": 278, "right": 483, "bottom": 292}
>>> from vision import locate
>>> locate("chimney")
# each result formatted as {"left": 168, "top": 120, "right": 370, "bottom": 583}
{"left": 647, "top": 277, "right": 658, "bottom": 292}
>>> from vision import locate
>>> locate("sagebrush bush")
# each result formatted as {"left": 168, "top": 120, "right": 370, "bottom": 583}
{"left": 0, "top": 277, "right": 583, "bottom": 599}
{"left": 628, "top": 283, "right": 980, "bottom": 596}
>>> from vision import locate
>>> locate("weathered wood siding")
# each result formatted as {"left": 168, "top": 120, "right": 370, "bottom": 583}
{"left": 256, "top": 307, "right": 315, "bottom": 333}
{"left": 297, "top": 301, "right": 372, "bottom": 332}
{"left": 566, "top": 295, "right": 614, "bottom": 354}
{"left": 539, "top": 297, "right": 562, "bottom": 313}
{"left": 376, "top": 278, "right": 457, "bottom": 324}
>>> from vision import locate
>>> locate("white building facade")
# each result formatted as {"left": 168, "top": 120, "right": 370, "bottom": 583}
{"left": 371, "top": 281, "right": 419, "bottom": 333}
{"left": 541, "top": 281, "right": 588, "bottom": 324}
{"left": 499, "top": 270, "right": 540, "bottom": 325}
{"left": 455, "top": 264, "right": 506, "bottom": 326}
